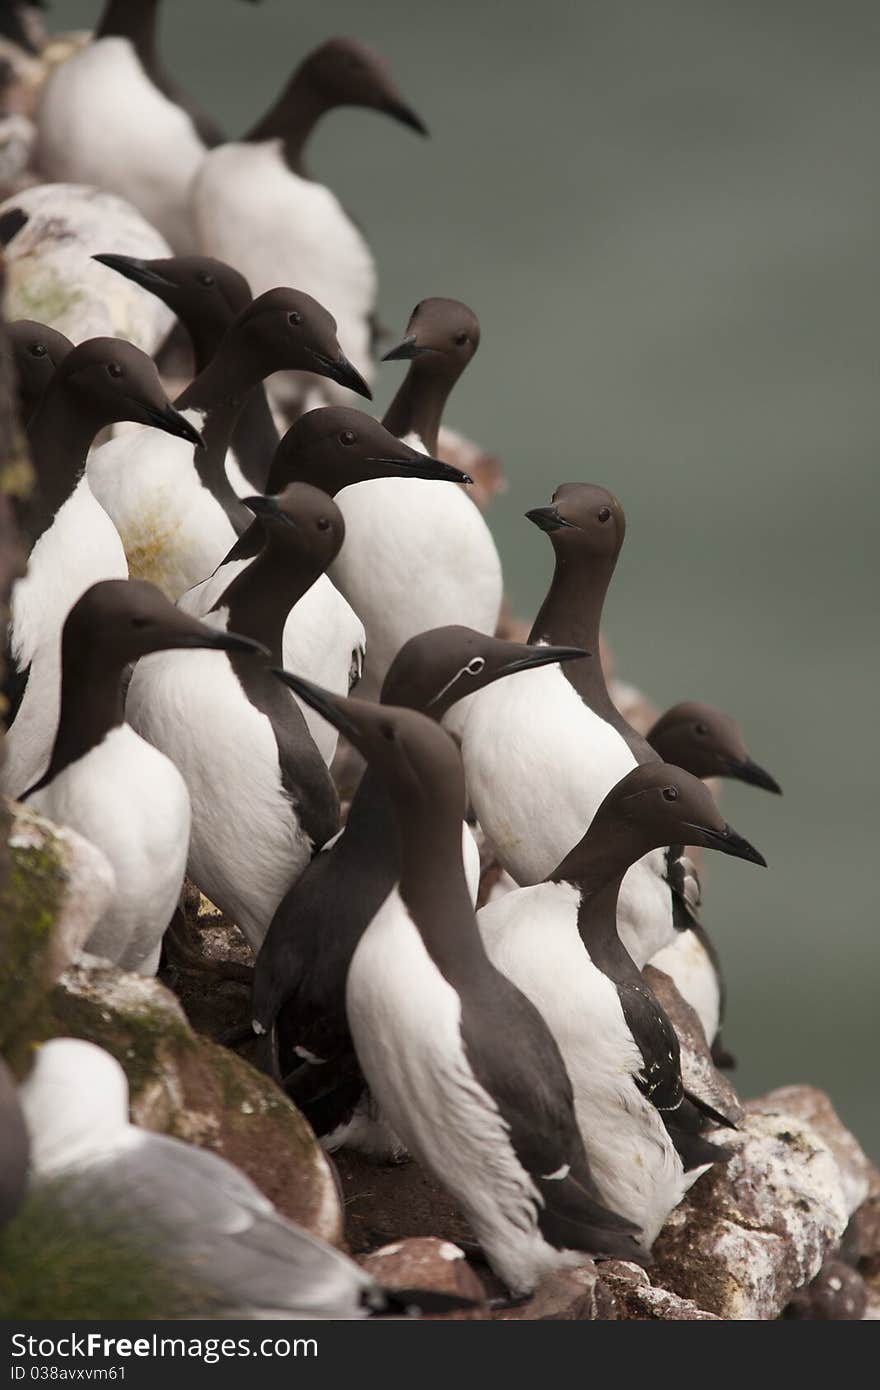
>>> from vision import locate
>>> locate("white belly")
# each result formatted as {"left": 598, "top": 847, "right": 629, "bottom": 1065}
{"left": 180, "top": 567, "right": 366, "bottom": 767}
{"left": 26, "top": 725, "right": 190, "bottom": 974}
{"left": 478, "top": 882, "right": 695, "bottom": 1247}
{"left": 332, "top": 478, "right": 503, "bottom": 699}
{"left": 192, "top": 142, "right": 375, "bottom": 403}
{"left": 126, "top": 644, "right": 313, "bottom": 953}
{"left": 650, "top": 930, "right": 720, "bottom": 1042}
{"left": 346, "top": 888, "right": 580, "bottom": 1293}
{"left": 37, "top": 38, "right": 203, "bottom": 252}
{"left": 3, "top": 480, "right": 128, "bottom": 799}
{"left": 87, "top": 418, "right": 236, "bottom": 601}
{"left": 455, "top": 665, "right": 675, "bottom": 965}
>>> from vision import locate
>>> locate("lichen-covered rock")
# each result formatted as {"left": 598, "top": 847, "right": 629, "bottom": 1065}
{"left": 785, "top": 1258, "right": 867, "bottom": 1320}
{"left": 0, "top": 183, "right": 173, "bottom": 349}
{"left": 0, "top": 115, "right": 35, "bottom": 199}
{"left": 0, "top": 805, "right": 115, "bottom": 1052}
{"left": 359, "top": 1239, "right": 487, "bottom": 1320}
{"left": 437, "top": 426, "right": 504, "bottom": 515}
{"left": 597, "top": 1261, "right": 720, "bottom": 1320}
{"left": 750, "top": 1085, "right": 871, "bottom": 1217}
{"left": 16, "top": 957, "right": 342, "bottom": 1247}
{"left": 494, "top": 1262, "right": 613, "bottom": 1320}
{"left": 650, "top": 1107, "right": 848, "bottom": 1319}
{"left": 644, "top": 964, "right": 743, "bottom": 1125}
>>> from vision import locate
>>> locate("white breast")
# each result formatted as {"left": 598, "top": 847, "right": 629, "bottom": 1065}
{"left": 331, "top": 478, "right": 503, "bottom": 700}
{"left": 26, "top": 725, "right": 190, "bottom": 975}
{"left": 346, "top": 887, "right": 580, "bottom": 1293}
{"left": 478, "top": 881, "right": 695, "bottom": 1247}
{"left": 87, "top": 416, "right": 236, "bottom": 601}
{"left": 191, "top": 141, "right": 376, "bottom": 404}
{"left": 3, "top": 479, "right": 128, "bottom": 799}
{"left": 455, "top": 664, "right": 676, "bottom": 966}
{"left": 126, "top": 639, "right": 313, "bottom": 953}
{"left": 180, "top": 566, "right": 366, "bottom": 768}
{"left": 37, "top": 38, "right": 204, "bottom": 252}
{"left": 650, "top": 930, "right": 720, "bottom": 1043}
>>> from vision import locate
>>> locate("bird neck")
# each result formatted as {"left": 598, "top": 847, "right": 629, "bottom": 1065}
{"left": 219, "top": 539, "right": 325, "bottom": 661}
{"left": 25, "top": 391, "right": 104, "bottom": 544}
{"left": 529, "top": 550, "right": 619, "bottom": 714}
{"left": 245, "top": 73, "right": 330, "bottom": 174}
{"left": 175, "top": 368, "right": 260, "bottom": 535}
{"left": 554, "top": 829, "right": 648, "bottom": 976}
{"left": 229, "top": 387, "right": 278, "bottom": 493}
{"left": 35, "top": 648, "right": 125, "bottom": 793}
{"left": 382, "top": 362, "right": 459, "bottom": 456}
{"left": 176, "top": 343, "right": 263, "bottom": 415}
{"left": 96, "top": 0, "right": 160, "bottom": 63}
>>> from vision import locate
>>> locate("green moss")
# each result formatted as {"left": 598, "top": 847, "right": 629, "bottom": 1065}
{"left": 0, "top": 1185, "right": 223, "bottom": 1319}
{"left": 0, "top": 839, "right": 66, "bottom": 1051}
{"left": 10, "top": 271, "right": 86, "bottom": 329}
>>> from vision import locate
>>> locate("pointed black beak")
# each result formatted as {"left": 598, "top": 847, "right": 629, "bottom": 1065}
{"left": 382, "top": 100, "right": 429, "bottom": 136}
{"left": 243, "top": 494, "right": 298, "bottom": 530}
{"left": 382, "top": 334, "right": 431, "bottom": 362}
{"left": 174, "top": 627, "right": 268, "bottom": 657}
{"left": 368, "top": 454, "right": 473, "bottom": 485}
{"left": 307, "top": 350, "right": 372, "bottom": 400}
{"left": 273, "top": 669, "right": 360, "bottom": 740}
{"left": 500, "top": 645, "right": 589, "bottom": 675}
{"left": 525, "top": 505, "right": 577, "bottom": 533}
{"left": 133, "top": 402, "right": 204, "bottom": 448}
{"left": 726, "top": 756, "right": 783, "bottom": 795}
{"left": 92, "top": 254, "right": 176, "bottom": 294}
{"left": 684, "top": 821, "right": 767, "bottom": 868}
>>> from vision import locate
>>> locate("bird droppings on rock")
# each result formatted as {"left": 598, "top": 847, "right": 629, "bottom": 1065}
{"left": 359, "top": 1238, "right": 488, "bottom": 1320}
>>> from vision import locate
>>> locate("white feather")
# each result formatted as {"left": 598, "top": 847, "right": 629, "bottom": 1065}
{"left": 650, "top": 930, "right": 720, "bottom": 1042}
{"left": 25, "top": 725, "right": 190, "bottom": 974}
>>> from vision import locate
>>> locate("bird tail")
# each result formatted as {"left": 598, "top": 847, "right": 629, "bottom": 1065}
{"left": 536, "top": 1172, "right": 648, "bottom": 1266}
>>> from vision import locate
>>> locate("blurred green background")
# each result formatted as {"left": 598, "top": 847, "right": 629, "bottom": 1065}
{"left": 58, "top": 1, "right": 878, "bottom": 1153}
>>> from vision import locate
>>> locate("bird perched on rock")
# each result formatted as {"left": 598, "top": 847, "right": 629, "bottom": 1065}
{"left": 18, "top": 1038, "right": 473, "bottom": 1319}
{"left": 86, "top": 288, "right": 369, "bottom": 601}
{"left": 24, "top": 580, "right": 262, "bottom": 975}
{"left": 127, "top": 485, "right": 343, "bottom": 955}
{"left": 191, "top": 36, "right": 427, "bottom": 413}
{"left": 272, "top": 674, "right": 644, "bottom": 1294}
{"left": 7, "top": 319, "right": 72, "bottom": 425}
{"left": 93, "top": 251, "right": 279, "bottom": 493}
{"left": 36, "top": 0, "right": 248, "bottom": 250}
{"left": 255, "top": 628, "right": 585, "bottom": 1157}
{"left": 194, "top": 407, "right": 469, "bottom": 762}
{"left": 457, "top": 484, "right": 696, "bottom": 968}
{"left": 3, "top": 337, "right": 202, "bottom": 800}
{"left": 647, "top": 701, "right": 782, "bottom": 1059}
{"left": 478, "top": 763, "right": 766, "bottom": 1250}
{"left": 330, "top": 296, "right": 502, "bottom": 700}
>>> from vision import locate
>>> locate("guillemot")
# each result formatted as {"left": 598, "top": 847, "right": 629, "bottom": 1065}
{"left": 270, "top": 673, "right": 643, "bottom": 1293}
{"left": 0, "top": 1057, "right": 29, "bottom": 1229}
{"left": 333, "top": 296, "right": 502, "bottom": 699}
{"left": 457, "top": 483, "right": 694, "bottom": 967}
{"left": 648, "top": 701, "right": 782, "bottom": 1059}
{"left": 478, "top": 762, "right": 766, "bottom": 1250}
{"left": 256, "top": 630, "right": 585, "bottom": 1158}
{"left": 126, "top": 485, "right": 342, "bottom": 954}
{"left": 195, "top": 406, "right": 469, "bottom": 762}
{"left": 191, "top": 36, "right": 427, "bottom": 413}
{"left": 36, "top": 0, "right": 243, "bottom": 249}
{"left": 86, "top": 288, "right": 369, "bottom": 600}
{"left": 19, "top": 1039, "right": 470, "bottom": 1319}
{"left": 8, "top": 319, "right": 72, "bottom": 424}
{"left": 24, "top": 580, "right": 262, "bottom": 974}
{"left": 93, "top": 252, "right": 280, "bottom": 493}
{"left": 3, "top": 337, "right": 202, "bottom": 800}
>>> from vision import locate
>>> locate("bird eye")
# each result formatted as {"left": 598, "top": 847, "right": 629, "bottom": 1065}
{"left": 465, "top": 656, "right": 486, "bottom": 676}
{"left": 339, "top": 429, "right": 357, "bottom": 446}
{"left": 198, "top": 272, "right": 215, "bottom": 287}
{"left": 288, "top": 310, "right": 304, "bottom": 326}
{"left": 29, "top": 343, "right": 47, "bottom": 358}
{"left": 453, "top": 331, "right": 469, "bottom": 347}
{"left": 107, "top": 363, "right": 124, "bottom": 378}
{"left": 317, "top": 517, "right": 331, "bottom": 531}
{"left": 662, "top": 786, "right": 679, "bottom": 801}
{"left": 597, "top": 506, "right": 611, "bottom": 523}
{"left": 380, "top": 721, "right": 395, "bottom": 741}
{"left": 130, "top": 616, "right": 151, "bottom": 629}
{"left": 695, "top": 721, "right": 709, "bottom": 736}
